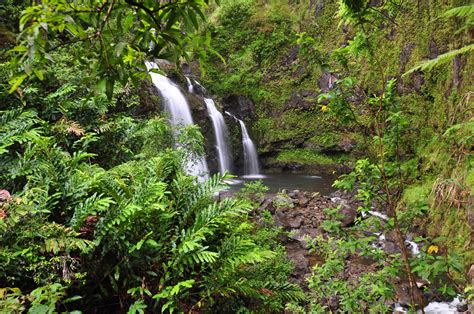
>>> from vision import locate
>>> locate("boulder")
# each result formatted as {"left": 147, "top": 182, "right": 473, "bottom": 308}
{"left": 394, "top": 279, "right": 426, "bottom": 308}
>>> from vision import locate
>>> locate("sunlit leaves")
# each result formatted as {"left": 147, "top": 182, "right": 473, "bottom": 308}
{"left": 9, "top": 0, "right": 214, "bottom": 98}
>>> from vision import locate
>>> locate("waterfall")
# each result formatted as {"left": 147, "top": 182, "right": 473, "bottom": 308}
{"left": 145, "top": 61, "right": 208, "bottom": 179}
{"left": 239, "top": 119, "right": 260, "bottom": 175}
{"left": 186, "top": 76, "right": 232, "bottom": 176}
{"left": 204, "top": 98, "right": 232, "bottom": 175}
{"left": 185, "top": 77, "right": 194, "bottom": 93}
{"left": 225, "top": 111, "right": 260, "bottom": 176}
{"left": 405, "top": 240, "right": 420, "bottom": 256}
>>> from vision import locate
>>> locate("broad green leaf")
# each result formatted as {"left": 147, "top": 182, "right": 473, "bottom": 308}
{"left": 8, "top": 74, "right": 28, "bottom": 93}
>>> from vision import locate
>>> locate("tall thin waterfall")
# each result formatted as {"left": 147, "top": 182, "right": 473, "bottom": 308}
{"left": 225, "top": 112, "right": 260, "bottom": 176}
{"left": 145, "top": 62, "right": 208, "bottom": 179}
{"left": 238, "top": 120, "right": 260, "bottom": 175}
{"left": 204, "top": 99, "right": 232, "bottom": 175}
{"left": 185, "top": 77, "right": 194, "bottom": 93}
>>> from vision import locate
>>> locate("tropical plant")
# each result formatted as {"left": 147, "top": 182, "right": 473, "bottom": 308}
{"left": 8, "top": 0, "right": 220, "bottom": 98}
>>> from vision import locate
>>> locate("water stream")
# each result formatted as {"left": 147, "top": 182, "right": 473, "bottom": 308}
{"left": 225, "top": 111, "right": 260, "bottom": 176}
{"left": 146, "top": 62, "right": 208, "bottom": 179}
{"left": 394, "top": 297, "right": 463, "bottom": 313}
{"left": 185, "top": 76, "right": 194, "bottom": 93}
{"left": 204, "top": 98, "right": 232, "bottom": 175}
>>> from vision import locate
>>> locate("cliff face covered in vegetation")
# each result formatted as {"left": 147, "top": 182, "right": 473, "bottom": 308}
{"left": 201, "top": 0, "right": 472, "bottom": 168}
{"left": 0, "top": 0, "right": 473, "bottom": 312}
{"left": 200, "top": 0, "right": 473, "bottom": 280}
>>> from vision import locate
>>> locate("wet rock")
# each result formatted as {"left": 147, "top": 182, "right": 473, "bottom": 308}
{"left": 217, "top": 190, "right": 233, "bottom": 201}
{"left": 259, "top": 197, "right": 276, "bottom": 214}
{"left": 384, "top": 230, "right": 402, "bottom": 254}
{"left": 399, "top": 43, "right": 415, "bottom": 73}
{"left": 298, "top": 196, "right": 309, "bottom": 206}
{"left": 288, "top": 190, "right": 300, "bottom": 198}
{"left": 330, "top": 195, "right": 358, "bottom": 227}
{"left": 222, "top": 95, "right": 255, "bottom": 120}
{"left": 318, "top": 72, "right": 338, "bottom": 93}
{"left": 309, "top": 0, "right": 325, "bottom": 17}
{"left": 284, "top": 91, "right": 317, "bottom": 110}
{"left": 468, "top": 264, "right": 474, "bottom": 287}
{"left": 286, "top": 242, "right": 310, "bottom": 273}
{"left": 286, "top": 217, "right": 303, "bottom": 229}
{"left": 337, "top": 136, "right": 357, "bottom": 152}
{"left": 328, "top": 295, "right": 340, "bottom": 312}
{"left": 338, "top": 205, "right": 357, "bottom": 227}
{"left": 445, "top": 55, "right": 466, "bottom": 98}
{"left": 429, "top": 39, "right": 439, "bottom": 59}
{"left": 457, "top": 302, "right": 468, "bottom": 312}
{"left": 394, "top": 280, "right": 426, "bottom": 308}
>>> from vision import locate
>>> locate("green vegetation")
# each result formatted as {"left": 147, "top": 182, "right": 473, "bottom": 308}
{"left": 1, "top": 0, "right": 473, "bottom": 312}
{"left": 270, "top": 149, "right": 339, "bottom": 165}
{"left": 0, "top": 1, "right": 301, "bottom": 312}
{"left": 201, "top": 0, "right": 473, "bottom": 311}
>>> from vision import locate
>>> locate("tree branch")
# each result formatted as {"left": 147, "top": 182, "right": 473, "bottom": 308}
{"left": 96, "top": 0, "right": 116, "bottom": 38}
{"left": 124, "top": 0, "right": 162, "bottom": 30}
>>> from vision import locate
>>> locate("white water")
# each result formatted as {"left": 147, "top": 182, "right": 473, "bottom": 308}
{"left": 423, "top": 297, "right": 462, "bottom": 313}
{"left": 238, "top": 119, "right": 260, "bottom": 175}
{"left": 225, "top": 111, "right": 260, "bottom": 176}
{"left": 204, "top": 98, "right": 232, "bottom": 175}
{"left": 394, "top": 297, "right": 463, "bottom": 313}
{"left": 368, "top": 210, "right": 389, "bottom": 221}
{"left": 405, "top": 240, "right": 420, "bottom": 256}
{"left": 146, "top": 61, "right": 208, "bottom": 179}
{"left": 185, "top": 77, "right": 194, "bottom": 93}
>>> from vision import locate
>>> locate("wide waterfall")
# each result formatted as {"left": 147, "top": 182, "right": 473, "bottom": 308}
{"left": 225, "top": 112, "right": 260, "bottom": 176}
{"left": 204, "top": 98, "right": 232, "bottom": 175}
{"left": 145, "top": 62, "right": 208, "bottom": 179}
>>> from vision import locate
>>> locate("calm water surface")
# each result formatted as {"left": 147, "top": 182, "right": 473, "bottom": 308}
{"left": 226, "top": 173, "right": 336, "bottom": 195}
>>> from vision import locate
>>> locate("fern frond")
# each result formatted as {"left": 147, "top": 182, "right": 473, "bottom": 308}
{"left": 219, "top": 236, "right": 275, "bottom": 270}
{"left": 46, "top": 84, "right": 77, "bottom": 100}
{"left": 70, "top": 193, "right": 115, "bottom": 230}
{"left": 95, "top": 204, "right": 143, "bottom": 243}
{"left": 442, "top": 5, "right": 474, "bottom": 19}
{"left": 180, "top": 173, "right": 228, "bottom": 221}
{"left": 403, "top": 44, "right": 474, "bottom": 76}
{"left": 262, "top": 281, "right": 305, "bottom": 302}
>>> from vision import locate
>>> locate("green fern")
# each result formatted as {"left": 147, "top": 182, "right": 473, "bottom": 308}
{"left": 70, "top": 193, "right": 114, "bottom": 231}
{"left": 404, "top": 4, "right": 474, "bottom": 75}
{"left": 404, "top": 43, "right": 474, "bottom": 76}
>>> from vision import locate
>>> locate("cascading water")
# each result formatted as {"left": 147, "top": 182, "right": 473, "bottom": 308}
{"left": 204, "top": 98, "right": 232, "bottom": 175}
{"left": 225, "top": 111, "right": 260, "bottom": 176}
{"left": 145, "top": 61, "right": 208, "bottom": 179}
{"left": 238, "top": 120, "right": 260, "bottom": 176}
{"left": 185, "top": 77, "right": 194, "bottom": 93}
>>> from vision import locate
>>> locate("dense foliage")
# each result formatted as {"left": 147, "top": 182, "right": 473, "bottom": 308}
{"left": 0, "top": 1, "right": 302, "bottom": 312}
{"left": 201, "top": 0, "right": 473, "bottom": 311}
{"left": 1, "top": 0, "right": 472, "bottom": 313}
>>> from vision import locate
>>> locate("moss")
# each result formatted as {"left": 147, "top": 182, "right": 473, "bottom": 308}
{"left": 203, "top": 0, "right": 473, "bottom": 271}
{"left": 269, "top": 149, "right": 347, "bottom": 166}
{"left": 466, "top": 163, "right": 474, "bottom": 195}
{"left": 307, "top": 132, "right": 341, "bottom": 149}
{"left": 402, "top": 179, "right": 434, "bottom": 207}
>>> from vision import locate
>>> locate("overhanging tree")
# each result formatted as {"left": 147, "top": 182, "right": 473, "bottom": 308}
{"left": 9, "top": 0, "right": 219, "bottom": 98}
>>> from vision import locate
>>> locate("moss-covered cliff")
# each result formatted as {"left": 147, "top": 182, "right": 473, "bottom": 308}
{"left": 198, "top": 0, "right": 471, "bottom": 169}
{"left": 197, "top": 0, "right": 473, "bottom": 277}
